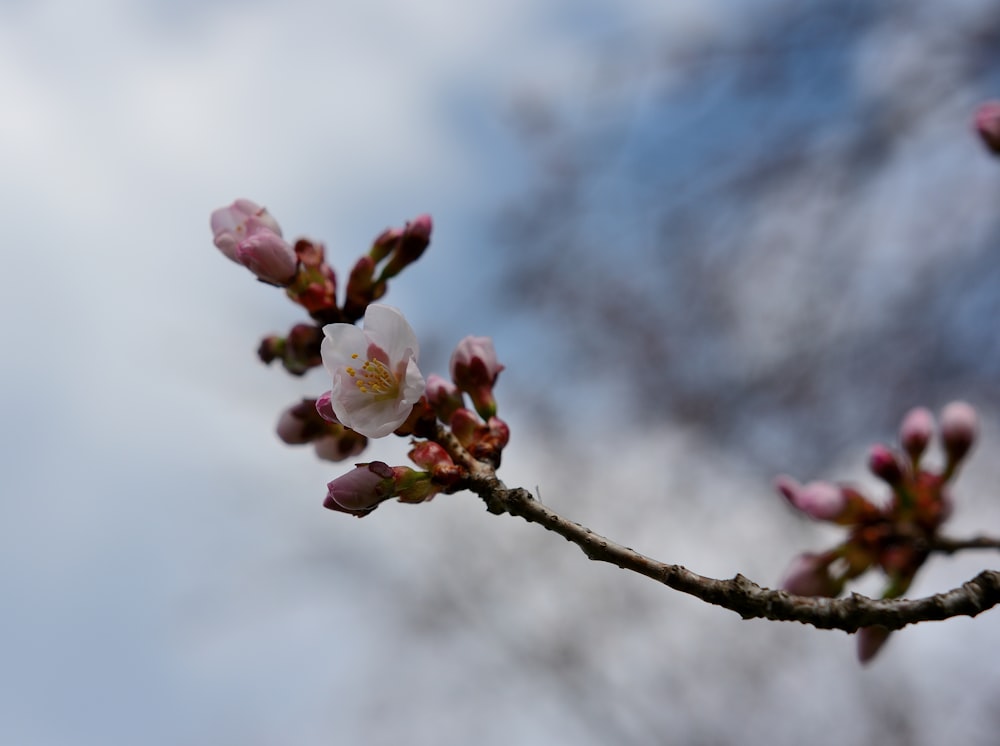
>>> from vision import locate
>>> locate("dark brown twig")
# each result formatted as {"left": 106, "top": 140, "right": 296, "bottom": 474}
{"left": 437, "top": 427, "right": 1000, "bottom": 633}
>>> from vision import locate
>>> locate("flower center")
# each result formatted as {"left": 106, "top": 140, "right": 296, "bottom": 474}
{"left": 345, "top": 353, "right": 399, "bottom": 400}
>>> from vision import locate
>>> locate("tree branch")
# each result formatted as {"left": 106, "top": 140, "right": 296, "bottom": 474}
{"left": 437, "top": 428, "right": 1000, "bottom": 633}
{"left": 930, "top": 535, "right": 1000, "bottom": 554}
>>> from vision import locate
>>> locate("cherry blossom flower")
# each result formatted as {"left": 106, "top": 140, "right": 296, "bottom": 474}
{"left": 321, "top": 304, "right": 425, "bottom": 438}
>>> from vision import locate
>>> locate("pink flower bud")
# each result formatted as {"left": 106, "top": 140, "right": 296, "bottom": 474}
{"left": 425, "top": 373, "right": 464, "bottom": 421}
{"left": 940, "top": 400, "right": 978, "bottom": 465}
{"left": 325, "top": 461, "right": 397, "bottom": 515}
{"left": 974, "top": 101, "right": 1000, "bottom": 155}
{"left": 342, "top": 255, "right": 381, "bottom": 320}
{"left": 449, "top": 408, "right": 480, "bottom": 447}
{"left": 408, "top": 441, "right": 455, "bottom": 471}
{"left": 780, "top": 553, "right": 840, "bottom": 597}
{"left": 313, "top": 430, "right": 367, "bottom": 462}
{"left": 211, "top": 199, "right": 282, "bottom": 262}
{"left": 899, "top": 407, "right": 934, "bottom": 462}
{"left": 236, "top": 229, "right": 298, "bottom": 286}
{"left": 369, "top": 227, "right": 403, "bottom": 263}
{"left": 379, "top": 214, "right": 433, "bottom": 280}
{"left": 257, "top": 335, "right": 284, "bottom": 365}
{"left": 450, "top": 336, "right": 504, "bottom": 388}
{"left": 856, "top": 625, "right": 892, "bottom": 665}
{"left": 276, "top": 398, "right": 329, "bottom": 445}
{"left": 450, "top": 336, "right": 504, "bottom": 419}
{"left": 276, "top": 407, "right": 313, "bottom": 445}
{"left": 868, "top": 444, "right": 903, "bottom": 486}
{"left": 315, "top": 391, "right": 340, "bottom": 424}
{"left": 775, "top": 476, "right": 849, "bottom": 521}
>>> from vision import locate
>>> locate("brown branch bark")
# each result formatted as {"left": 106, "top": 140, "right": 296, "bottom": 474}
{"left": 930, "top": 535, "right": 1000, "bottom": 555}
{"left": 437, "top": 428, "right": 1000, "bottom": 633}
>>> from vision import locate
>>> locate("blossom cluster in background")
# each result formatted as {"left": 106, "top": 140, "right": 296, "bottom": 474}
{"left": 777, "top": 402, "right": 979, "bottom": 662}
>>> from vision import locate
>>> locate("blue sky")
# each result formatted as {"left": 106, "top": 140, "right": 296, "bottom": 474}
{"left": 3, "top": 1, "right": 1000, "bottom": 744}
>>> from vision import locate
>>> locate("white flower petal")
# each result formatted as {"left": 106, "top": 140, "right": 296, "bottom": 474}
{"left": 319, "top": 305, "right": 426, "bottom": 439}
{"left": 361, "top": 304, "right": 419, "bottom": 364}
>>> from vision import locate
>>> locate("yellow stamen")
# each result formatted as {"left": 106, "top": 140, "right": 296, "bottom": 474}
{"left": 350, "top": 357, "right": 399, "bottom": 399}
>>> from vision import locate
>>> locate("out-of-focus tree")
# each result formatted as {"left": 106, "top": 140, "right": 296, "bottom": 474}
{"left": 498, "top": 0, "right": 1000, "bottom": 474}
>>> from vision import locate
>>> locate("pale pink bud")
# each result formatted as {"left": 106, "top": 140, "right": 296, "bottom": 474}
{"left": 775, "top": 476, "right": 848, "bottom": 521}
{"left": 899, "top": 407, "right": 934, "bottom": 462}
{"left": 450, "top": 336, "right": 503, "bottom": 388}
{"left": 425, "top": 373, "right": 464, "bottom": 421}
{"left": 974, "top": 101, "right": 1000, "bottom": 155}
{"left": 450, "top": 336, "right": 503, "bottom": 419}
{"left": 313, "top": 431, "right": 367, "bottom": 462}
{"left": 276, "top": 399, "right": 328, "bottom": 445}
{"left": 315, "top": 391, "right": 340, "bottom": 424}
{"left": 211, "top": 199, "right": 282, "bottom": 262}
{"left": 940, "top": 401, "right": 978, "bottom": 464}
{"left": 369, "top": 227, "right": 403, "bottom": 263}
{"left": 325, "top": 461, "right": 396, "bottom": 514}
{"left": 236, "top": 229, "right": 298, "bottom": 286}
{"left": 276, "top": 408, "right": 311, "bottom": 444}
{"left": 780, "top": 553, "right": 839, "bottom": 597}
{"left": 379, "top": 214, "right": 433, "bottom": 280}
{"left": 407, "top": 213, "right": 433, "bottom": 242}
{"left": 856, "top": 625, "right": 892, "bottom": 665}
{"left": 868, "top": 444, "right": 903, "bottom": 486}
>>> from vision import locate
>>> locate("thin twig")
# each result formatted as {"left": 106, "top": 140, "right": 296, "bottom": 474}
{"left": 930, "top": 535, "right": 1000, "bottom": 554}
{"left": 437, "top": 427, "right": 1000, "bottom": 633}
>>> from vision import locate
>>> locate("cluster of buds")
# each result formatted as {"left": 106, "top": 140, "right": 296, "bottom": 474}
{"left": 211, "top": 200, "right": 508, "bottom": 517}
{"left": 276, "top": 398, "right": 368, "bottom": 463}
{"left": 211, "top": 200, "right": 433, "bottom": 366}
{"left": 776, "top": 402, "right": 979, "bottom": 663}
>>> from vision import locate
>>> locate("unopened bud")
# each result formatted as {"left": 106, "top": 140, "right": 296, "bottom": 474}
{"left": 940, "top": 400, "right": 978, "bottom": 465}
{"left": 449, "top": 408, "right": 481, "bottom": 447}
{"left": 379, "top": 214, "right": 433, "bottom": 280}
{"left": 408, "top": 441, "right": 455, "bottom": 471}
{"left": 775, "top": 476, "right": 847, "bottom": 521}
{"left": 780, "top": 553, "right": 840, "bottom": 597}
{"left": 450, "top": 336, "right": 504, "bottom": 419}
{"left": 343, "top": 255, "right": 385, "bottom": 320}
{"left": 211, "top": 199, "right": 282, "bottom": 262}
{"left": 856, "top": 625, "right": 892, "bottom": 665}
{"left": 425, "top": 373, "right": 464, "bottom": 421}
{"left": 324, "top": 461, "right": 397, "bottom": 515}
{"left": 369, "top": 227, "right": 403, "bottom": 263}
{"left": 276, "top": 398, "right": 330, "bottom": 445}
{"left": 868, "top": 445, "right": 904, "bottom": 486}
{"left": 258, "top": 335, "right": 284, "bottom": 365}
{"left": 313, "top": 429, "right": 367, "bottom": 462}
{"left": 899, "top": 407, "right": 934, "bottom": 463}
{"left": 315, "top": 391, "right": 340, "bottom": 424}
{"left": 276, "top": 407, "right": 314, "bottom": 445}
{"left": 236, "top": 229, "right": 299, "bottom": 286}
